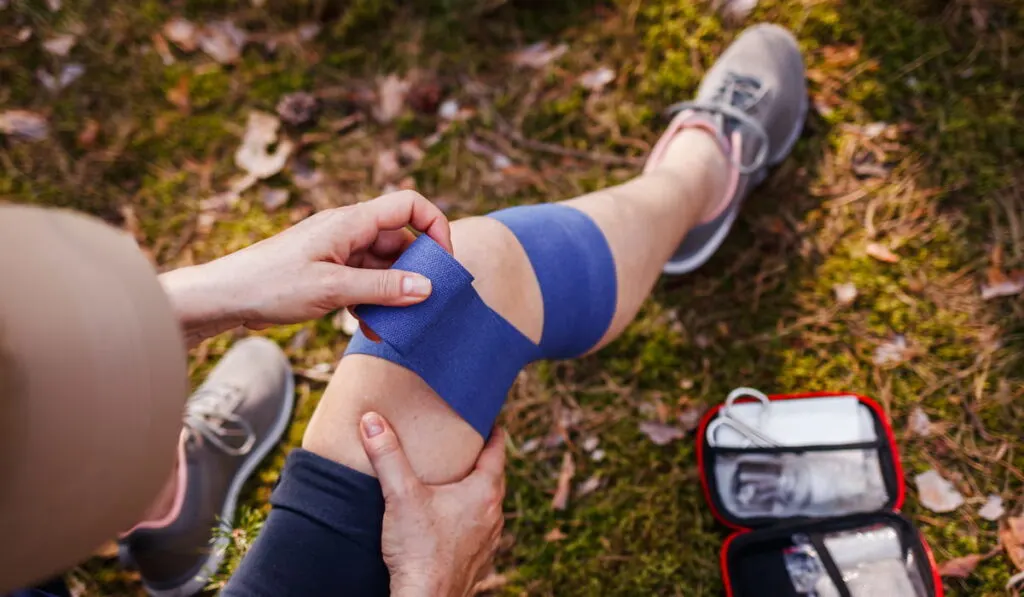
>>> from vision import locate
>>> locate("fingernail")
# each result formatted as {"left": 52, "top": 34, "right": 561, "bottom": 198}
{"left": 361, "top": 413, "right": 385, "bottom": 438}
{"left": 401, "top": 275, "right": 431, "bottom": 297}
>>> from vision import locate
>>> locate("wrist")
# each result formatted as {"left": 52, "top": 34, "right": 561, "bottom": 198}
{"left": 159, "top": 262, "right": 242, "bottom": 345}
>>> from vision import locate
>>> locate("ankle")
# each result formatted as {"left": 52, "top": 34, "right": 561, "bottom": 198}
{"left": 648, "top": 128, "right": 732, "bottom": 223}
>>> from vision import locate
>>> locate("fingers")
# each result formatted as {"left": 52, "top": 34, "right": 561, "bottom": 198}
{"left": 329, "top": 266, "right": 433, "bottom": 307}
{"left": 474, "top": 427, "right": 507, "bottom": 478}
{"left": 351, "top": 191, "right": 453, "bottom": 254}
{"left": 465, "top": 427, "right": 507, "bottom": 506}
{"left": 360, "top": 412, "right": 424, "bottom": 501}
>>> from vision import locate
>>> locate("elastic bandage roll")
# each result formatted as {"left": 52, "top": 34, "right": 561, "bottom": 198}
{"left": 345, "top": 204, "right": 617, "bottom": 436}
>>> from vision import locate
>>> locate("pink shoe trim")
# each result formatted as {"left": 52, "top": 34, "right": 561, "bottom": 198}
{"left": 121, "top": 432, "right": 188, "bottom": 536}
{"left": 643, "top": 111, "right": 742, "bottom": 225}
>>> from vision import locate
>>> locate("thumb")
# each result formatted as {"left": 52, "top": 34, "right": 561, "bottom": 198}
{"left": 360, "top": 412, "right": 423, "bottom": 501}
{"left": 333, "top": 267, "right": 433, "bottom": 307}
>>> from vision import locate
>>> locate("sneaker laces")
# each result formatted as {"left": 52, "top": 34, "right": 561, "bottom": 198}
{"left": 665, "top": 72, "right": 771, "bottom": 175}
{"left": 184, "top": 384, "right": 256, "bottom": 456}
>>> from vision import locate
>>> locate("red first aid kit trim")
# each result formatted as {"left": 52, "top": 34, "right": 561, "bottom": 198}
{"left": 696, "top": 391, "right": 943, "bottom": 597}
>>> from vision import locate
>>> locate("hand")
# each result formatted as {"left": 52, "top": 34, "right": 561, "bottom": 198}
{"left": 359, "top": 412, "right": 505, "bottom": 597}
{"left": 159, "top": 191, "right": 452, "bottom": 344}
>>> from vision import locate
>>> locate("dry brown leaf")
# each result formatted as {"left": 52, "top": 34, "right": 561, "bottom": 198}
{"left": 866, "top": 242, "right": 900, "bottom": 263}
{"left": 151, "top": 32, "right": 175, "bottom": 65}
{"left": 167, "top": 74, "right": 190, "bottom": 113}
{"left": 43, "top": 33, "right": 76, "bottom": 56}
{"left": 0, "top": 109, "right": 48, "bottom": 141}
{"left": 678, "top": 404, "right": 707, "bottom": 432}
{"left": 979, "top": 495, "right": 1005, "bottom": 521}
{"left": 579, "top": 66, "right": 615, "bottom": 92}
{"left": 576, "top": 475, "right": 601, "bottom": 498}
{"left": 374, "top": 74, "right": 410, "bottom": 124}
{"left": 276, "top": 91, "right": 319, "bottom": 126}
{"left": 508, "top": 41, "right": 568, "bottom": 68}
{"left": 544, "top": 527, "right": 567, "bottom": 542}
{"left": 981, "top": 267, "right": 1024, "bottom": 300}
{"left": 198, "top": 20, "right": 247, "bottom": 64}
{"left": 908, "top": 406, "right": 932, "bottom": 437}
{"left": 715, "top": 0, "right": 759, "bottom": 22}
{"left": 163, "top": 17, "right": 198, "bottom": 52}
{"left": 77, "top": 118, "right": 100, "bottom": 148}
{"left": 37, "top": 63, "right": 84, "bottom": 92}
{"left": 873, "top": 334, "right": 910, "bottom": 367}
{"left": 833, "top": 282, "right": 858, "bottom": 306}
{"left": 260, "top": 187, "right": 289, "bottom": 212}
{"left": 638, "top": 421, "right": 686, "bottom": 445}
{"left": 914, "top": 469, "right": 964, "bottom": 513}
{"left": 1001, "top": 517, "right": 1024, "bottom": 571}
{"left": 551, "top": 451, "right": 575, "bottom": 511}
{"left": 938, "top": 553, "right": 983, "bottom": 578}
{"left": 235, "top": 111, "right": 294, "bottom": 179}
{"left": 374, "top": 149, "right": 401, "bottom": 186}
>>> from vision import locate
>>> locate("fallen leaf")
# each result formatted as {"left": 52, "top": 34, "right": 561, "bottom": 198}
{"left": 77, "top": 118, "right": 100, "bottom": 148}
{"left": 276, "top": 91, "right": 319, "bottom": 126}
{"left": 45, "top": 0, "right": 60, "bottom": 10}
{"left": 198, "top": 20, "right": 247, "bottom": 64}
{"left": 581, "top": 436, "right": 599, "bottom": 452}
{"left": 0, "top": 110, "right": 48, "bottom": 141}
{"left": 297, "top": 22, "right": 321, "bottom": 42}
{"left": 151, "top": 32, "right": 175, "bottom": 65}
{"left": 234, "top": 111, "right": 294, "bottom": 179}
{"left": 374, "top": 74, "right": 410, "bottom": 123}
{"left": 639, "top": 421, "right": 686, "bottom": 446}
{"left": 519, "top": 437, "right": 541, "bottom": 454}
{"left": 590, "top": 448, "right": 606, "bottom": 462}
{"left": 979, "top": 495, "right": 1005, "bottom": 521}
{"left": 938, "top": 554, "right": 983, "bottom": 578}
{"left": 544, "top": 527, "right": 567, "bottom": 542}
{"left": 374, "top": 149, "right": 401, "bottom": 186}
{"left": 1001, "top": 517, "right": 1024, "bottom": 570}
{"left": 37, "top": 63, "right": 84, "bottom": 92}
{"left": 861, "top": 121, "right": 888, "bottom": 139}
{"left": 981, "top": 268, "right": 1024, "bottom": 300}
{"left": 508, "top": 41, "right": 568, "bottom": 68}
{"left": 260, "top": 187, "right": 289, "bottom": 212}
{"left": 866, "top": 242, "right": 900, "bottom": 263}
{"left": 576, "top": 475, "right": 601, "bottom": 497}
{"left": 579, "top": 66, "right": 615, "bottom": 92}
{"left": 15, "top": 27, "right": 32, "bottom": 44}
{"left": 166, "top": 74, "right": 190, "bottom": 113}
{"left": 551, "top": 451, "right": 575, "bottom": 511}
{"left": 438, "top": 99, "right": 460, "bottom": 120}
{"left": 833, "top": 282, "right": 858, "bottom": 306}
{"left": 873, "top": 334, "right": 910, "bottom": 367}
{"left": 287, "top": 327, "right": 311, "bottom": 352}
{"left": 678, "top": 404, "right": 707, "bottom": 432}
{"left": 398, "top": 140, "right": 425, "bottom": 165}
{"left": 908, "top": 406, "right": 933, "bottom": 437}
{"left": 715, "top": 0, "right": 759, "bottom": 22}
{"left": 915, "top": 469, "right": 965, "bottom": 513}
{"left": 298, "top": 362, "right": 333, "bottom": 383}
{"left": 163, "top": 18, "right": 198, "bottom": 52}
{"left": 43, "top": 33, "right": 76, "bottom": 56}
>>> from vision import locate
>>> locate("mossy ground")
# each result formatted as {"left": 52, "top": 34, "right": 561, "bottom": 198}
{"left": 3, "top": 0, "right": 1024, "bottom": 594}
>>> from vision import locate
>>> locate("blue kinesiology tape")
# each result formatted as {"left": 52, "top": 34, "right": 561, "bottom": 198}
{"left": 346, "top": 204, "right": 617, "bottom": 436}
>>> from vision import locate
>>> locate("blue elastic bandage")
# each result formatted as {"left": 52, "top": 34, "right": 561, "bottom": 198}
{"left": 345, "top": 204, "right": 616, "bottom": 436}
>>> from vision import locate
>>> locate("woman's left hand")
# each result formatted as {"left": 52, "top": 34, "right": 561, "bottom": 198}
{"left": 159, "top": 190, "right": 451, "bottom": 345}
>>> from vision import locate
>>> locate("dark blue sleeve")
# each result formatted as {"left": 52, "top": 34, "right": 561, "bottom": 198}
{"left": 223, "top": 449, "right": 389, "bottom": 597}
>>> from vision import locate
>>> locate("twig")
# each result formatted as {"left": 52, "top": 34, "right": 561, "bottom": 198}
{"left": 504, "top": 130, "right": 643, "bottom": 167}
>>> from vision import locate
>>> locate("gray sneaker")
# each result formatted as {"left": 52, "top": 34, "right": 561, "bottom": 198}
{"left": 120, "top": 337, "right": 294, "bottom": 597}
{"left": 644, "top": 23, "right": 808, "bottom": 275}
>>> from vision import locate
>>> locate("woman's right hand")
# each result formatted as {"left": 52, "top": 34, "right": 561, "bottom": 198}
{"left": 359, "top": 412, "right": 506, "bottom": 597}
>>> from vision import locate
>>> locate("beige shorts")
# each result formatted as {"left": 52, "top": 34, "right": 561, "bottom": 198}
{"left": 0, "top": 205, "right": 187, "bottom": 591}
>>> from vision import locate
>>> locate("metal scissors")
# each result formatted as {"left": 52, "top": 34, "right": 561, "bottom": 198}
{"left": 706, "top": 387, "right": 780, "bottom": 448}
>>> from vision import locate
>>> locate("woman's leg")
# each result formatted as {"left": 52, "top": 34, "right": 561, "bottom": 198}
{"left": 226, "top": 23, "right": 806, "bottom": 597}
